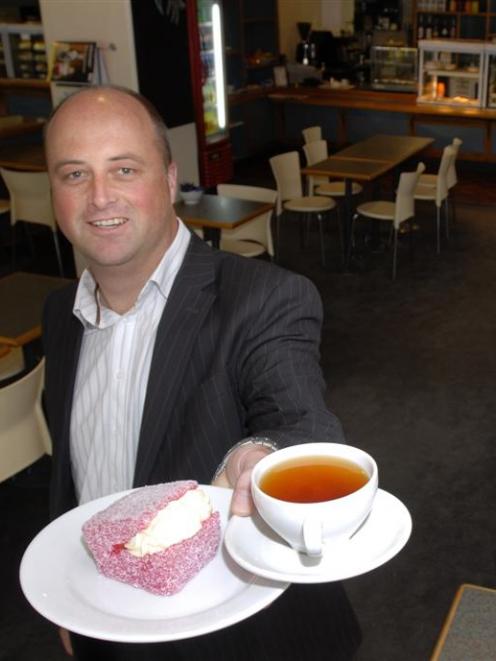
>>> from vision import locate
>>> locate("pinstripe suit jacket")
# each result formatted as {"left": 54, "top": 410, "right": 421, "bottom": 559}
{"left": 43, "top": 233, "right": 344, "bottom": 518}
{"left": 42, "top": 234, "right": 360, "bottom": 660}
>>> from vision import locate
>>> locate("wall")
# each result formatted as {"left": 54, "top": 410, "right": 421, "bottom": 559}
{"left": 278, "top": 0, "right": 355, "bottom": 62}
{"left": 39, "top": 0, "right": 138, "bottom": 89}
{"left": 38, "top": 0, "right": 199, "bottom": 188}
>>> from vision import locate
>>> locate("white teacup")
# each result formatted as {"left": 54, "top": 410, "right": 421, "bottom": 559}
{"left": 251, "top": 443, "right": 378, "bottom": 557}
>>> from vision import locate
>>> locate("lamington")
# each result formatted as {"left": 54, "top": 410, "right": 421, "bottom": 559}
{"left": 82, "top": 481, "right": 221, "bottom": 595}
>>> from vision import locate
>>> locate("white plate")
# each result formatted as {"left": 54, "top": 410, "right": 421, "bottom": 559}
{"left": 19, "top": 486, "right": 288, "bottom": 643}
{"left": 224, "top": 489, "right": 412, "bottom": 583}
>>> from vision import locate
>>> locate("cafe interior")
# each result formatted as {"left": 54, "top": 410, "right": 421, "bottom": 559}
{"left": 1, "top": 0, "right": 496, "bottom": 659}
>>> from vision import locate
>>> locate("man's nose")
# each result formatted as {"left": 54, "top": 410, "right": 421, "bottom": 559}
{"left": 90, "top": 175, "right": 116, "bottom": 208}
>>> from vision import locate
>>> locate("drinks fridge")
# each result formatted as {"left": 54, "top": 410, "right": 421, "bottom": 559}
{"left": 187, "top": 0, "right": 233, "bottom": 187}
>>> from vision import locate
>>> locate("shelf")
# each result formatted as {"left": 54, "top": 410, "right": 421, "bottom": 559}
{"left": 424, "top": 68, "right": 481, "bottom": 77}
{"left": 0, "top": 77, "right": 49, "bottom": 89}
{"left": 243, "top": 18, "right": 276, "bottom": 24}
{"left": 245, "top": 59, "right": 278, "bottom": 70}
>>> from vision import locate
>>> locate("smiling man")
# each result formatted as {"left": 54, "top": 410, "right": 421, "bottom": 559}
{"left": 42, "top": 86, "right": 360, "bottom": 660}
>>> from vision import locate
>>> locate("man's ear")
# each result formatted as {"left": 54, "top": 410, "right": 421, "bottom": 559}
{"left": 167, "top": 161, "right": 178, "bottom": 201}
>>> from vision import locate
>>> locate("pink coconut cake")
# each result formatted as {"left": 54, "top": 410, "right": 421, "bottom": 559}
{"left": 82, "top": 480, "right": 220, "bottom": 596}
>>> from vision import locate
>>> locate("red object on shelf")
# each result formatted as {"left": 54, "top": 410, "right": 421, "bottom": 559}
{"left": 186, "top": 0, "right": 233, "bottom": 188}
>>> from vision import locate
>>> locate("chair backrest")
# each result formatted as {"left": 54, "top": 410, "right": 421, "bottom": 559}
{"left": 303, "top": 139, "right": 329, "bottom": 190}
{"left": 0, "top": 168, "right": 56, "bottom": 230}
{"left": 269, "top": 151, "right": 303, "bottom": 215}
{"left": 0, "top": 346, "right": 25, "bottom": 381}
{"left": 0, "top": 358, "right": 51, "bottom": 482}
{"left": 216, "top": 184, "right": 277, "bottom": 256}
{"left": 447, "top": 137, "right": 462, "bottom": 190}
{"left": 394, "top": 162, "right": 426, "bottom": 229}
{"left": 435, "top": 145, "right": 455, "bottom": 206}
{"left": 302, "top": 126, "right": 322, "bottom": 144}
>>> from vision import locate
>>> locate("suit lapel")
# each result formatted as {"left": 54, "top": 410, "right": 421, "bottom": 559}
{"left": 133, "top": 236, "right": 217, "bottom": 486}
{"left": 47, "top": 288, "right": 84, "bottom": 515}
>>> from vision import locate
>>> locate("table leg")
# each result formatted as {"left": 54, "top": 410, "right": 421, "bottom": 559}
{"left": 202, "top": 227, "right": 221, "bottom": 249}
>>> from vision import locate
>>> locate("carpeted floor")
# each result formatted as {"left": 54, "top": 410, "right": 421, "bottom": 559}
{"left": 1, "top": 156, "right": 496, "bottom": 660}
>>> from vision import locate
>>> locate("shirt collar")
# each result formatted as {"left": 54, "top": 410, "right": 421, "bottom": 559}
{"left": 73, "top": 218, "right": 191, "bottom": 329}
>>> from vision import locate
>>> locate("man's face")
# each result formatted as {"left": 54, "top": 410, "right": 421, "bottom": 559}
{"left": 46, "top": 89, "right": 178, "bottom": 278}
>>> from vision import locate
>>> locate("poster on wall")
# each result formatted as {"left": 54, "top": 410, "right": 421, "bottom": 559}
{"left": 50, "top": 41, "right": 96, "bottom": 83}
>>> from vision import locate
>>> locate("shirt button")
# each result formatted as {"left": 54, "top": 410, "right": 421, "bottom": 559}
{"left": 115, "top": 371, "right": 124, "bottom": 380}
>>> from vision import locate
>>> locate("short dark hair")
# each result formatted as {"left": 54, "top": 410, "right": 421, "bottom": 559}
{"left": 43, "top": 85, "right": 172, "bottom": 167}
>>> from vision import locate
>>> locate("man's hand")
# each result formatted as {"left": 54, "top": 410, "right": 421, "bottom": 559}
{"left": 59, "top": 627, "right": 73, "bottom": 656}
{"left": 212, "top": 444, "right": 273, "bottom": 516}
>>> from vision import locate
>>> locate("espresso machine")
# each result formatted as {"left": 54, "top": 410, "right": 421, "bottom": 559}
{"left": 295, "top": 22, "right": 312, "bottom": 65}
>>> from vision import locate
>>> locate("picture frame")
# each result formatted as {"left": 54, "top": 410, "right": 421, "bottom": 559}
{"left": 50, "top": 41, "right": 96, "bottom": 83}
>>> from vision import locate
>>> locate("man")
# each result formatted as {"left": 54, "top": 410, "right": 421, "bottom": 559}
{"left": 42, "top": 85, "right": 361, "bottom": 659}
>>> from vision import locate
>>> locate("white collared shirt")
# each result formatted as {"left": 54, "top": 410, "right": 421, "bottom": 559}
{"left": 70, "top": 220, "right": 191, "bottom": 504}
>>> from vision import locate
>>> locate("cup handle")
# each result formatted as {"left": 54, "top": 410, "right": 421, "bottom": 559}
{"left": 302, "top": 517, "right": 323, "bottom": 557}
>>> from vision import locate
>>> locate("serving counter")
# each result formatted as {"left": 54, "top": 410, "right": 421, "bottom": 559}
{"left": 264, "top": 86, "right": 496, "bottom": 161}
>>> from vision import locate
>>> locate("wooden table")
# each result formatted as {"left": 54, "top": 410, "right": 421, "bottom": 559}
{"left": 175, "top": 194, "right": 274, "bottom": 249}
{"left": 431, "top": 584, "right": 496, "bottom": 660}
{"left": 0, "top": 272, "right": 73, "bottom": 346}
{"left": 0, "top": 142, "right": 46, "bottom": 172}
{"left": 301, "top": 134, "right": 434, "bottom": 271}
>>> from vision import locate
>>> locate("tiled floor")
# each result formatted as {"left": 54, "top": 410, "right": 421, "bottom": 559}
{"left": 2, "top": 154, "right": 496, "bottom": 660}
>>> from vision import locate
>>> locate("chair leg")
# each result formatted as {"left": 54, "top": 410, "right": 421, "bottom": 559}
{"left": 336, "top": 205, "right": 345, "bottom": 268}
{"left": 52, "top": 230, "right": 64, "bottom": 277}
{"left": 276, "top": 213, "right": 281, "bottom": 259}
{"left": 436, "top": 206, "right": 441, "bottom": 254}
{"left": 450, "top": 194, "right": 457, "bottom": 230}
{"left": 392, "top": 229, "right": 398, "bottom": 281}
{"left": 11, "top": 222, "right": 16, "bottom": 270}
{"left": 445, "top": 199, "right": 450, "bottom": 240}
{"left": 349, "top": 212, "right": 359, "bottom": 262}
{"left": 299, "top": 213, "right": 306, "bottom": 250}
{"left": 318, "top": 214, "right": 326, "bottom": 267}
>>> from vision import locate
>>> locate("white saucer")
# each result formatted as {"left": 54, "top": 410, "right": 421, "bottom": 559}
{"left": 224, "top": 489, "right": 412, "bottom": 583}
{"left": 20, "top": 486, "right": 288, "bottom": 643}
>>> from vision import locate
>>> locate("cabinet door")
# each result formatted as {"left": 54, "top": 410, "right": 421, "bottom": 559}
{"left": 131, "top": 2, "right": 194, "bottom": 129}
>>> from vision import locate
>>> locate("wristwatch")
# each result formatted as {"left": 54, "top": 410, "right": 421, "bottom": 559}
{"left": 212, "top": 436, "right": 278, "bottom": 482}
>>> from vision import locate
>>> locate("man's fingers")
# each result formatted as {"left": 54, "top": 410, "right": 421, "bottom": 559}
{"left": 230, "top": 468, "right": 254, "bottom": 516}
{"left": 59, "top": 628, "right": 73, "bottom": 656}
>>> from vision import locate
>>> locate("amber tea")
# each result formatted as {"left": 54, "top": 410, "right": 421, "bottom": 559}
{"left": 259, "top": 456, "right": 369, "bottom": 503}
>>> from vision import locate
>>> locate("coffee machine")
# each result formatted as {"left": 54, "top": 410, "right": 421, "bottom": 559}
{"left": 295, "top": 22, "right": 312, "bottom": 66}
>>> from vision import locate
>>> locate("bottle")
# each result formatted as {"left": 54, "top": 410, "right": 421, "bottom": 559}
{"left": 426, "top": 14, "right": 433, "bottom": 38}
{"left": 418, "top": 14, "right": 425, "bottom": 40}
{"left": 450, "top": 16, "right": 457, "bottom": 37}
{"left": 432, "top": 16, "right": 439, "bottom": 38}
{"left": 441, "top": 18, "right": 449, "bottom": 37}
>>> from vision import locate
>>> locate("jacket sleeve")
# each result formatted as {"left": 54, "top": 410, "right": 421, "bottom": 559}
{"left": 235, "top": 270, "right": 345, "bottom": 446}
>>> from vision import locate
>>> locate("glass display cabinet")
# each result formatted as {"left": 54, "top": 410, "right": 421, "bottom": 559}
{"left": 0, "top": 23, "right": 46, "bottom": 80}
{"left": 371, "top": 46, "right": 418, "bottom": 91}
{"left": 417, "top": 39, "right": 484, "bottom": 107}
{"left": 483, "top": 44, "right": 496, "bottom": 109}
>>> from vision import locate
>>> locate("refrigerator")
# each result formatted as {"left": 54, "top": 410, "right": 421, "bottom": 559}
{"left": 187, "top": 0, "right": 233, "bottom": 188}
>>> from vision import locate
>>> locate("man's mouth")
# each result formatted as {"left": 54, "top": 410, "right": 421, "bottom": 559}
{"left": 89, "top": 217, "right": 128, "bottom": 228}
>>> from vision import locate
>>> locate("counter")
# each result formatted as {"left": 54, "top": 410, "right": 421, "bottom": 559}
{"left": 260, "top": 86, "right": 496, "bottom": 161}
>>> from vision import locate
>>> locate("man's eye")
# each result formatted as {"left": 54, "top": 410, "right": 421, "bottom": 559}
{"left": 66, "top": 170, "right": 83, "bottom": 180}
{"left": 119, "top": 167, "right": 134, "bottom": 175}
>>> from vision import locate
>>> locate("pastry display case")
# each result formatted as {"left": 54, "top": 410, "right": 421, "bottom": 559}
{"left": 417, "top": 39, "right": 484, "bottom": 107}
{"left": 370, "top": 46, "right": 418, "bottom": 91}
{"left": 483, "top": 44, "right": 496, "bottom": 109}
{"left": 0, "top": 23, "right": 47, "bottom": 80}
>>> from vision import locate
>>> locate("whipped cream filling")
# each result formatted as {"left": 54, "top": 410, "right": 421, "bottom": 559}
{"left": 125, "top": 488, "right": 213, "bottom": 557}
